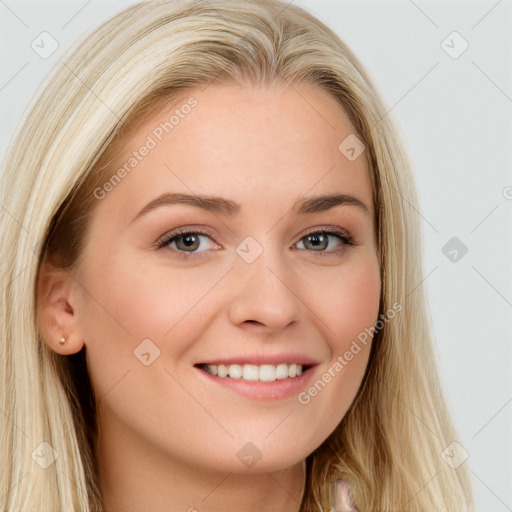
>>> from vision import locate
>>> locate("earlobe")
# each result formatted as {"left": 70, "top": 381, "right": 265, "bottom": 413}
{"left": 36, "top": 260, "right": 85, "bottom": 355}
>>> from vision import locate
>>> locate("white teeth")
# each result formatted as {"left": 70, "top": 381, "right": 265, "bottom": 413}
{"left": 228, "top": 364, "right": 243, "bottom": 379}
{"left": 203, "top": 363, "right": 305, "bottom": 381}
{"left": 242, "top": 364, "right": 259, "bottom": 381}
{"left": 275, "top": 363, "right": 289, "bottom": 380}
{"left": 259, "top": 365, "right": 276, "bottom": 382}
{"left": 288, "top": 363, "right": 298, "bottom": 377}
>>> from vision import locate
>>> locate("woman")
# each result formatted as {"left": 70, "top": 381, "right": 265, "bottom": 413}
{"left": 0, "top": 1, "right": 473, "bottom": 510}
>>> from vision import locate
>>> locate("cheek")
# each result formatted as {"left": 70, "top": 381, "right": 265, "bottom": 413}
{"left": 82, "top": 248, "right": 229, "bottom": 333}
{"left": 75, "top": 251, "right": 230, "bottom": 390}
{"left": 296, "top": 251, "right": 380, "bottom": 415}
{"left": 304, "top": 251, "right": 381, "bottom": 350}
{"left": 332, "top": 265, "right": 380, "bottom": 351}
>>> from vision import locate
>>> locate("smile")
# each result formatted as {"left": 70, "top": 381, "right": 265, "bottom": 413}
{"left": 202, "top": 363, "right": 304, "bottom": 381}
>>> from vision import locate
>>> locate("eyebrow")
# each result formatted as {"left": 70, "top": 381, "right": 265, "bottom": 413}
{"left": 131, "top": 192, "right": 370, "bottom": 222}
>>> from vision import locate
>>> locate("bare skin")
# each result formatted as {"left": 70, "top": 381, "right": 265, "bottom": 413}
{"left": 37, "top": 81, "right": 380, "bottom": 512}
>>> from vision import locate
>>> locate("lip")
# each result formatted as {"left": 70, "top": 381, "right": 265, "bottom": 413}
{"left": 196, "top": 353, "right": 320, "bottom": 367}
{"left": 194, "top": 358, "right": 319, "bottom": 401}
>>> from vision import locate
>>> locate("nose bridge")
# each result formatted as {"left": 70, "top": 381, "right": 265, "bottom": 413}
{"left": 228, "top": 236, "right": 301, "bottom": 330}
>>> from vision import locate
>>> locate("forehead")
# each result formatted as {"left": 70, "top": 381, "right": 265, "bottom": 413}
{"left": 95, "top": 82, "right": 373, "bottom": 222}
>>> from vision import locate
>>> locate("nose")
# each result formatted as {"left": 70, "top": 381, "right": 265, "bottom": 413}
{"left": 227, "top": 247, "right": 302, "bottom": 333}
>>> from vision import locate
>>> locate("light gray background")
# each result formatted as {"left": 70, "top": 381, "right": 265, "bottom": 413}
{"left": 1, "top": 1, "right": 511, "bottom": 509}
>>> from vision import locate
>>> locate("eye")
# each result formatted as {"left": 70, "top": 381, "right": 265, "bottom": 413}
{"left": 294, "top": 229, "right": 354, "bottom": 253}
{"left": 155, "top": 227, "right": 353, "bottom": 258}
{"left": 157, "top": 229, "right": 218, "bottom": 254}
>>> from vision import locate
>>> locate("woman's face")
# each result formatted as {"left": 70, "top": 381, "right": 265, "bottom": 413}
{"left": 70, "top": 82, "right": 380, "bottom": 474}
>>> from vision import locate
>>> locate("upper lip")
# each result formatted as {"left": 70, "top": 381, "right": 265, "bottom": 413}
{"left": 195, "top": 354, "right": 320, "bottom": 367}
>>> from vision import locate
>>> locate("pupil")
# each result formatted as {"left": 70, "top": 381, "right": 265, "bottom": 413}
{"left": 179, "top": 234, "right": 199, "bottom": 250}
{"left": 307, "top": 234, "right": 327, "bottom": 250}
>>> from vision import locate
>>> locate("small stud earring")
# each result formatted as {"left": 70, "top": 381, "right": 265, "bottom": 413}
{"left": 59, "top": 336, "right": 67, "bottom": 345}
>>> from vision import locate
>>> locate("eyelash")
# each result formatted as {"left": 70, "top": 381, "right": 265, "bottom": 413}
{"left": 155, "top": 227, "right": 355, "bottom": 259}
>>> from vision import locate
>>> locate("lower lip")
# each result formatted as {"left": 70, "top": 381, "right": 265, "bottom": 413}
{"left": 195, "top": 366, "right": 316, "bottom": 401}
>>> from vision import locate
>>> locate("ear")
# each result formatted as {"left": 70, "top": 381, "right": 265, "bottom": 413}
{"left": 36, "top": 259, "right": 85, "bottom": 355}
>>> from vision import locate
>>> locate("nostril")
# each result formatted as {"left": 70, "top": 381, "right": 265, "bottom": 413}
{"left": 241, "top": 319, "right": 267, "bottom": 328}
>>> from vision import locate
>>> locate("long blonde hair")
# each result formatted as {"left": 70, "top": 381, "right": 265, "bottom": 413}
{"left": 0, "top": 1, "right": 473, "bottom": 510}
